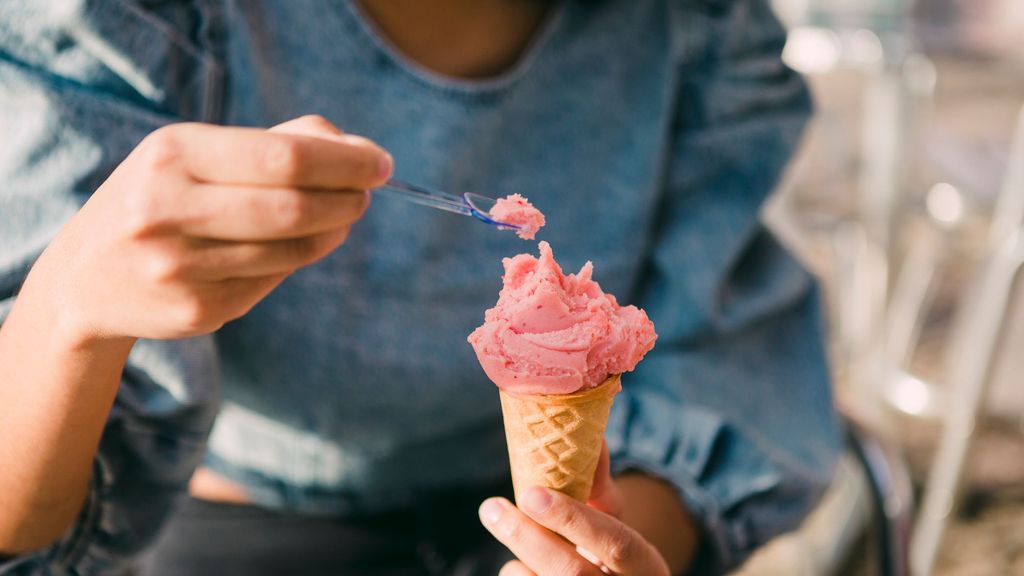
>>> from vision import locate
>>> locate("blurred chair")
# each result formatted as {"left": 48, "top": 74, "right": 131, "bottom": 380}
{"left": 770, "top": 0, "right": 937, "bottom": 414}
{"left": 730, "top": 424, "right": 913, "bottom": 576}
{"left": 773, "top": 2, "right": 1024, "bottom": 575}
{"left": 907, "top": 105, "right": 1024, "bottom": 575}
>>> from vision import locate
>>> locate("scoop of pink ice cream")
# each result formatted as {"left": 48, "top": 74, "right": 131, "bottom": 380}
{"left": 468, "top": 241, "right": 657, "bottom": 395}
{"left": 489, "top": 194, "right": 545, "bottom": 240}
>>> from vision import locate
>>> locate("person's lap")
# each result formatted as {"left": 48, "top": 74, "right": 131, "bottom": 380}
{"left": 138, "top": 484, "right": 515, "bottom": 576}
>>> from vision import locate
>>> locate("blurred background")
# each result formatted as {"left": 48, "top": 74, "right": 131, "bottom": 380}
{"left": 731, "top": 0, "right": 1024, "bottom": 574}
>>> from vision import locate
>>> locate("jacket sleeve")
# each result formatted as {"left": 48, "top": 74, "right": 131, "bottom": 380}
{"left": 605, "top": 0, "right": 843, "bottom": 571}
{"left": 0, "top": 2, "right": 223, "bottom": 573}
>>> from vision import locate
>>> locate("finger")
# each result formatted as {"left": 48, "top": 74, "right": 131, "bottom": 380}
{"left": 479, "top": 497, "right": 603, "bottom": 576}
{"left": 180, "top": 228, "right": 350, "bottom": 280}
{"left": 209, "top": 272, "right": 289, "bottom": 321}
{"left": 269, "top": 114, "right": 345, "bottom": 137}
{"left": 499, "top": 560, "right": 537, "bottom": 576}
{"left": 575, "top": 546, "right": 613, "bottom": 575}
{"left": 587, "top": 440, "right": 621, "bottom": 517}
{"left": 153, "top": 123, "right": 392, "bottom": 189}
{"left": 160, "top": 272, "right": 288, "bottom": 338}
{"left": 519, "top": 487, "right": 665, "bottom": 576}
{"left": 177, "top": 184, "right": 369, "bottom": 241}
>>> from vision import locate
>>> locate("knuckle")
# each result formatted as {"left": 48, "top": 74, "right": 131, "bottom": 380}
{"left": 605, "top": 525, "right": 639, "bottom": 566}
{"left": 227, "top": 290, "right": 267, "bottom": 321}
{"left": 123, "top": 190, "right": 164, "bottom": 237}
{"left": 287, "top": 236, "right": 322, "bottom": 265}
{"left": 295, "top": 114, "right": 338, "bottom": 133}
{"left": 261, "top": 137, "right": 304, "bottom": 180}
{"left": 144, "top": 244, "right": 186, "bottom": 282}
{"left": 501, "top": 516, "right": 526, "bottom": 542}
{"left": 554, "top": 503, "right": 585, "bottom": 532}
{"left": 338, "top": 135, "right": 384, "bottom": 183}
{"left": 173, "top": 293, "right": 211, "bottom": 333}
{"left": 338, "top": 133, "right": 373, "bottom": 148}
{"left": 123, "top": 133, "right": 191, "bottom": 237}
{"left": 136, "top": 126, "right": 182, "bottom": 172}
{"left": 335, "top": 192, "right": 370, "bottom": 224}
{"left": 271, "top": 190, "right": 311, "bottom": 229}
{"left": 220, "top": 291, "right": 257, "bottom": 323}
{"left": 307, "top": 229, "right": 348, "bottom": 263}
{"left": 304, "top": 237, "right": 331, "bottom": 263}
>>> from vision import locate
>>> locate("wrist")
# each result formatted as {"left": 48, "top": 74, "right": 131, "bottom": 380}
{"left": 614, "top": 472, "right": 699, "bottom": 575}
{"left": 16, "top": 250, "right": 135, "bottom": 354}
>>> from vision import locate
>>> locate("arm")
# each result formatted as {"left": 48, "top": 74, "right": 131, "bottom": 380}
{"left": 0, "top": 115, "right": 391, "bottom": 555}
{"left": 604, "top": 0, "right": 842, "bottom": 570}
{"left": 615, "top": 473, "right": 700, "bottom": 572}
{"left": 0, "top": 5, "right": 393, "bottom": 560}
{"left": 478, "top": 0, "right": 842, "bottom": 573}
{"left": 0, "top": 282, "right": 136, "bottom": 553}
{"left": 0, "top": 34, "right": 217, "bottom": 574}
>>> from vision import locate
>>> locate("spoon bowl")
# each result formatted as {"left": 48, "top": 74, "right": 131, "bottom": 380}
{"left": 464, "top": 193, "right": 521, "bottom": 231}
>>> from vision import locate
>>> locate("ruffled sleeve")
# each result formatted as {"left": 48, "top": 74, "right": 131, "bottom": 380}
{"left": 605, "top": 0, "right": 843, "bottom": 571}
{"left": 0, "top": 2, "right": 223, "bottom": 573}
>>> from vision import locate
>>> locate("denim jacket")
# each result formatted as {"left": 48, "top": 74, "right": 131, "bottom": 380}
{"left": 0, "top": 1, "right": 842, "bottom": 573}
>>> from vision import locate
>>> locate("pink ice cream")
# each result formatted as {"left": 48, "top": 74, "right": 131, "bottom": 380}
{"left": 489, "top": 194, "right": 546, "bottom": 240}
{"left": 468, "top": 242, "right": 657, "bottom": 395}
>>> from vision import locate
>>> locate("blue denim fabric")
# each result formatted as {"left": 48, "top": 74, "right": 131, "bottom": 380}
{"left": 0, "top": 0, "right": 842, "bottom": 574}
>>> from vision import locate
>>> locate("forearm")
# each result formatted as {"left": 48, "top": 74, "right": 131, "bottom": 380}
{"left": 615, "top": 472, "right": 700, "bottom": 575}
{"left": 0, "top": 252, "right": 134, "bottom": 554}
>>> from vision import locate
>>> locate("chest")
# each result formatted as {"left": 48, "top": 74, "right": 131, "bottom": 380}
{"left": 214, "top": 0, "right": 677, "bottom": 346}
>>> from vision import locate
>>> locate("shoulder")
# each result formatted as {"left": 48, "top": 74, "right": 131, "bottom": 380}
{"left": 0, "top": 0, "right": 222, "bottom": 119}
{"left": 662, "top": 0, "right": 788, "bottom": 61}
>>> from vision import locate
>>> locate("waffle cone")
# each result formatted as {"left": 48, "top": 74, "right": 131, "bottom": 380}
{"left": 499, "top": 375, "right": 621, "bottom": 504}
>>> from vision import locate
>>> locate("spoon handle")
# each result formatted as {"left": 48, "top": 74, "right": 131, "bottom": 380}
{"left": 374, "top": 179, "right": 472, "bottom": 216}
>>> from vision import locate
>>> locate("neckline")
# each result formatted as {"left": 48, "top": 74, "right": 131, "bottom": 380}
{"left": 340, "top": 0, "right": 569, "bottom": 95}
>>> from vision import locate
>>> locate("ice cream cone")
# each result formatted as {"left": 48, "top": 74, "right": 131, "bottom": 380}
{"left": 499, "top": 374, "right": 621, "bottom": 504}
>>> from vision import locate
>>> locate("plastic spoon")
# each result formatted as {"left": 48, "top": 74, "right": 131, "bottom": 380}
{"left": 374, "top": 179, "right": 521, "bottom": 231}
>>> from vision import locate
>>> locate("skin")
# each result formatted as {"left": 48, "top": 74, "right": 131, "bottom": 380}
{"left": 354, "top": 3, "right": 703, "bottom": 570}
{"left": 1, "top": 1, "right": 701, "bottom": 572}
{"left": 357, "top": 0, "right": 552, "bottom": 78}
{"left": 481, "top": 442, "right": 699, "bottom": 575}
{"left": 0, "top": 115, "right": 391, "bottom": 553}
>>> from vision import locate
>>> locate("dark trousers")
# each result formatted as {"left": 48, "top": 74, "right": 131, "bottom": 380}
{"left": 138, "top": 484, "right": 514, "bottom": 576}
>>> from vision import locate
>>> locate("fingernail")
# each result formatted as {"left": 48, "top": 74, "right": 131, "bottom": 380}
{"left": 521, "top": 487, "right": 552, "bottom": 515}
{"left": 479, "top": 498, "right": 504, "bottom": 525}
{"left": 377, "top": 151, "right": 393, "bottom": 180}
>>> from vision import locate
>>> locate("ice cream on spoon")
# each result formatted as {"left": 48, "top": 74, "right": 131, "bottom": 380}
{"left": 489, "top": 194, "right": 546, "bottom": 240}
